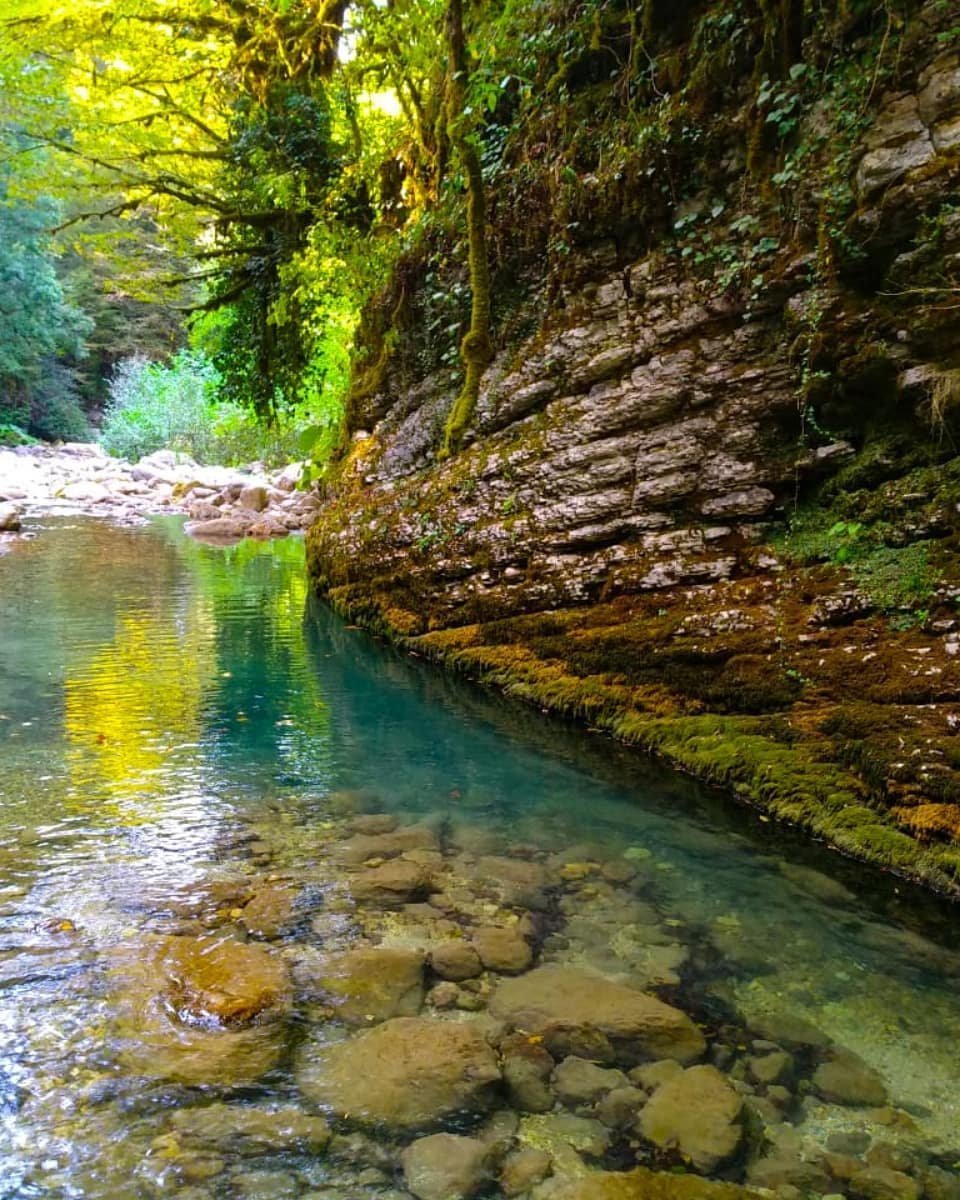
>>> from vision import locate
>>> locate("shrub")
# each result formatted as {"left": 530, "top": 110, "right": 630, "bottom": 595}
{"left": 101, "top": 351, "right": 220, "bottom": 462}
{"left": 100, "top": 350, "right": 319, "bottom": 467}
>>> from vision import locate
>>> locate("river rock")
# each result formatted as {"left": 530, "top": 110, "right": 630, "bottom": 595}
{"left": 520, "top": 1113, "right": 610, "bottom": 1162}
{"left": 475, "top": 855, "right": 550, "bottom": 908}
{"left": 0, "top": 503, "right": 21, "bottom": 532}
{"left": 531, "top": 1166, "right": 764, "bottom": 1200}
{"left": 61, "top": 480, "right": 110, "bottom": 503}
{"left": 295, "top": 1016, "right": 501, "bottom": 1129}
{"left": 745, "top": 1124, "right": 831, "bottom": 1193}
{"left": 490, "top": 965, "right": 705, "bottom": 1064}
{"left": 431, "top": 939, "right": 484, "bottom": 981}
{"left": 157, "top": 934, "right": 291, "bottom": 1024}
{"left": 239, "top": 885, "right": 302, "bottom": 939}
{"left": 184, "top": 514, "right": 257, "bottom": 541}
{"left": 596, "top": 1086, "right": 646, "bottom": 1128}
{"left": 350, "top": 813, "right": 399, "bottom": 835}
{"left": 748, "top": 1011, "right": 832, "bottom": 1051}
{"left": 637, "top": 1065, "right": 743, "bottom": 1172}
{"left": 813, "top": 1049, "right": 888, "bottom": 1106}
{"left": 849, "top": 1166, "right": 921, "bottom": 1200}
{"left": 338, "top": 825, "right": 440, "bottom": 864}
{"left": 168, "top": 1104, "right": 330, "bottom": 1154}
{"left": 238, "top": 484, "right": 269, "bottom": 512}
{"left": 502, "top": 1032, "right": 556, "bottom": 1112}
{"left": 552, "top": 1056, "right": 628, "bottom": 1106}
{"left": 110, "top": 935, "right": 291, "bottom": 1086}
{"left": 350, "top": 859, "right": 435, "bottom": 906}
{"left": 502, "top": 1148, "right": 553, "bottom": 1196}
{"left": 293, "top": 946, "right": 425, "bottom": 1022}
{"left": 402, "top": 1133, "right": 492, "bottom": 1200}
{"left": 747, "top": 1049, "right": 793, "bottom": 1086}
{"left": 472, "top": 925, "right": 533, "bottom": 974}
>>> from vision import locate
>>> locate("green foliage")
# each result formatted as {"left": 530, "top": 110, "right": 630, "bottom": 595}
{"left": 101, "top": 351, "right": 222, "bottom": 463}
{"left": 100, "top": 349, "right": 320, "bottom": 467}
{"left": 0, "top": 423, "right": 37, "bottom": 447}
{"left": 0, "top": 178, "right": 92, "bottom": 441}
{"left": 778, "top": 509, "right": 939, "bottom": 613}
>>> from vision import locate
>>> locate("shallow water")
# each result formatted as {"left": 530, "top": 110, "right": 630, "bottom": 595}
{"left": 0, "top": 516, "right": 958, "bottom": 1199}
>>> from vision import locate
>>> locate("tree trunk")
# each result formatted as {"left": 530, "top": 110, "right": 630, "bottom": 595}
{"left": 441, "top": 0, "right": 492, "bottom": 458}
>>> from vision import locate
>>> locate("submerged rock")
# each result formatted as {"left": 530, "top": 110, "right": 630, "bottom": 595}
{"left": 501, "top": 1032, "right": 556, "bottom": 1113}
{"left": 295, "top": 1016, "right": 501, "bottom": 1129}
{"left": 431, "top": 939, "right": 484, "bottom": 981}
{"left": 158, "top": 935, "right": 291, "bottom": 1024}
{"left": 350, "top": 859, "right": 435, "bottom": 906}
{"left": 531, "top": 1166, "right": 764, "bottom": 1199}
{"left": 168, "top": 1103, "right": 330, "bottom": 1154}
{"left": 293, "top": 945, "right": 425, "bottom": 1022}
{"left": 637, "top": 1064, "right": 743, "bottom": 1173}
{"left": 472, "top": 925, "right": 533, "bottom": 974}
{"left": 490, "top": 965, "right": 705, "bottom": 1064}
{"left": 239, "top": 885, "right": 304, "bottom": 939}
{"left": 813, "top": 1049, "right": 889, "bottom": 1107}
{"left": 110, "top": 935, "right": 292, "bottom": 1086}
{"left": 552, "top": 1056, "right": 628, "bottom": 1106}
{"left": 501, "top": 1147, "right": 553, "bottom": 1196}
{"left": 402, "top": 1133, "right": 492, "bottom": 1200}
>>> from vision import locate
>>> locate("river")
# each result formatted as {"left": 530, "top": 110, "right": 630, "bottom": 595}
{"left": 0, "top": 515, "right": 957, "bottom": 1199}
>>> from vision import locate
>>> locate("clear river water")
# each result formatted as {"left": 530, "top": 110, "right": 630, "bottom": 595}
{"left": 0, "top": 515, "right": 958, "bottom": 1199}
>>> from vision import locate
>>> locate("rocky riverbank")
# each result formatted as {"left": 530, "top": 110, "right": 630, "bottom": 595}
{"left": 0, "top": 442, "right": 320, "bottom": 543}
{"left": 306, "top": 27, "right": 960, "bottom": 897}
{"left": 34, "top": 791, "right": 960, "bottom": 1199}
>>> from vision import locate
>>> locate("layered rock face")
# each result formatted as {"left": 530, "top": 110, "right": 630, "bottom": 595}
{"left": 308, "top": 30, "right": 960, "bottom": 892}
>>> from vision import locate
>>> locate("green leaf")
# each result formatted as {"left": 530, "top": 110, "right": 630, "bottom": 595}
{"left": 296, "top": 424, "right": 326, "bottom": 456}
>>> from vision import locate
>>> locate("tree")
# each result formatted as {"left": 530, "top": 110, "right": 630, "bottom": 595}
{"left": 440, "top": 0, "right": 492, "bottom": 457}
{"left": 0, "top": 176, "right": 92, "bottom": 439}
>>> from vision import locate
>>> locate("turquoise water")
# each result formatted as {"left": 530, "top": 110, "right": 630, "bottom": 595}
{"left": 0, "top": 516, "right": 958, "bottom": 1198}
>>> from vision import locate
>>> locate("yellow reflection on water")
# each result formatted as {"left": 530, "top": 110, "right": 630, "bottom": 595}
{"left": 63, "top": 599, "right": 216, "bottom": 819}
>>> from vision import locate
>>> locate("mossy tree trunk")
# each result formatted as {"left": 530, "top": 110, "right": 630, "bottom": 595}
{"left": 441, "top": 0, "right": 493, "bottom": 458}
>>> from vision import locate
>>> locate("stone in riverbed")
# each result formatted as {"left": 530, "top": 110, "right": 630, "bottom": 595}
{"left": 637, "top": 1064, "right": 743, "bottom": 1173}
{"left": 0, "top": 503, "right": 21, "bottom": 532}
{"left": 110, "top": 934, "right": 291, "bottom": 1086}
{"left": 239, "top": 885, "right": 303, "bottom": 939}
{"left": 490, "top": 965, "right": 705, "bottom": 1065}
{"left": 295, "top": 1016, "right": 501, "bottom": 1129}
{"left": 476, "top": 855, "right": 550, "bottom": 908}
{"left": 349, "top": 813, "right": 399, "bottom": 835}
{"left": 158, "top": 934, "right": 291, "bottom": 1024}
{"left": 501, "top": 1032, "right": 556, "bottom": 1113}
{"left": 337, "top": 825, "right": 440, "bottom": 864}
{"left": 238, "top": 484, "right": 269, "bottom": 512}
{"left": 813, "top": 1049, "right": 888, "bottom": 1107}
{"left": 184, "top": 514, "right": 257, "bottom": 541}
{"left": 552, "top": 1056, "right": 628, "bottom": 1106}
{"left": 402, "top": 1133, "right": 492, "bottom": 1200}
{"left": 849, "top": 1166, "right": 921, "bottom": 1200}
{"left": 472, "top": 925, "right": 533, "bottom": 974}
{"left": 531, "top": 1166, "right": 764, "bottom": 1200}
{"left": 292, "top": 946, "right": 425, "bottom": 1022}
{"left": 431, "top": 939, "right": 484, "bottom": 981}
{"left": 350, "top": 859, "right": 434, "bottom": 906}
{"left": 501, "top": 1148, "right": 553, "bottom": 1196}
{"left": 168, "top": 1103, "right": 330, "bottom": 1154}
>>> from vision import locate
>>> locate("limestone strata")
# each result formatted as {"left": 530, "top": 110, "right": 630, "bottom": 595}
{"left": 307, "top": 28, "right": 960, "bottom": 897}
